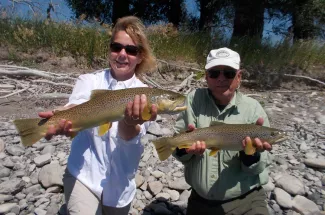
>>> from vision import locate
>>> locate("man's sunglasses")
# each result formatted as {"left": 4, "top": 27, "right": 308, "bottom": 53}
{"left": 110, "top": 42, "right": 140, "bottom": 56}
{"left": 208, "top": 69, "right": 237, "bottom": 79}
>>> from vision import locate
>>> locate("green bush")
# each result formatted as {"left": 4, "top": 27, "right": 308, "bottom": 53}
{"left": 0, "top": 18, "right": 324, "bottom": 71}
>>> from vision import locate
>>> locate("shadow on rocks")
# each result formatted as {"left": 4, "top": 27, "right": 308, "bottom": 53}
{"left": 142, "top": 197, "right": 187, "bottom": 215}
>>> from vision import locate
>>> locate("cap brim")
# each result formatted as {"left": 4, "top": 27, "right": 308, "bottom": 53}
{"left": 205, "top": 59, "right": 239, "bottom": 70}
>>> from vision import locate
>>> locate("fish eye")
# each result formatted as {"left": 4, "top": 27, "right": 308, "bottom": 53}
{"left": 169, "top": 96, "right": 175, "bottom": 101}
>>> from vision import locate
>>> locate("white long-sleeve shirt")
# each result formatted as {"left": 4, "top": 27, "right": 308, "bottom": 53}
{"left": 66, "top": 69, "right": 150, "bottom": 207}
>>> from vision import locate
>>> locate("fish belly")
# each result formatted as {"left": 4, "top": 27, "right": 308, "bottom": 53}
{"left": 206, "top": 137, "right": 243, "bottom": 151}
{"left": 53, "top": 106, "right": 124, "bottom": 132}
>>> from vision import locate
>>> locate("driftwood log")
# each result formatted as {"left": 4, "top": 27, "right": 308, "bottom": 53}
{"left": 0, "top": 63, "right": 324, "bottom": 100}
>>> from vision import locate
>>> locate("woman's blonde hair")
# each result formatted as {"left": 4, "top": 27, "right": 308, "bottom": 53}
{"left": 110, "top": 16, "right": 156, "bottom": 76}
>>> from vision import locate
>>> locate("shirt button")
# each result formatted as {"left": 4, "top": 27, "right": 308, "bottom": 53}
{"left": 211, "top": 174, "right": 216, "bottom": 179}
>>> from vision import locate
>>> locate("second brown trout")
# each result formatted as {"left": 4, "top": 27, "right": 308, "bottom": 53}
{"left": 152, "top": 122, "right": 288, "bottom": 161}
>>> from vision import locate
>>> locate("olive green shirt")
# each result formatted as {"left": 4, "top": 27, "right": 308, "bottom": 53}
{"left": 172, "top": 88, "right": 272, "bottom": 201}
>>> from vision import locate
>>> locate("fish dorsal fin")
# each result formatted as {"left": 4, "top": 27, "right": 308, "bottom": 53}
{"left": 52, "top": 108, "right": 66, "bottom": 115}
{"left": 52, "top": 109, "right": 62, "bottom": 115}
{"left": 209, "top": 121, "right": 225, "bottom": 126}
{"left": 90, "top": 89, "right": 111, "bottom": 100}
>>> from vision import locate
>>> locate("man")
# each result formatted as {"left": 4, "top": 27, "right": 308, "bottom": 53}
{"left": 173, "top": 47, "right": 272, "bottom": 215}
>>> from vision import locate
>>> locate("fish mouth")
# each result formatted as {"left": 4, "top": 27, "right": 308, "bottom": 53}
{"left": 171, "top": 98, "right": 187, "bottom": 112}
{"left": 272, "top": 136, "right": 289, "bottom": 144}
{"left": 173, "top": 106, "right": 187, "bottom": 112}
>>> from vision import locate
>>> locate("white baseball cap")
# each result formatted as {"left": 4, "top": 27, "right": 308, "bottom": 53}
{"left": 205, "top": 47, "right": 240, "bottom": 70}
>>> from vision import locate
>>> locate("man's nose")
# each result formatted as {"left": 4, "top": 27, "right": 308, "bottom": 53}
{"left": 216, "top": 72, "right": 227, "bottom": 81}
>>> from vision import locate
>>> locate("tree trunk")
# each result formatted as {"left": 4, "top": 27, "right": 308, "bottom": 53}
{"left": 168, "top": 0, "right": 182, "bottom": 28}
{"left": 131, "top": 0, "right": 146, "bottom": 19}
{"left": 198, "top": 0, "right": 214, "bottom": 30}
{"left": 232, "top": 0, "right": 265, "bottom": 42}
{"left": 292, "top": 0, "right": 315, "bottom": 40}
{"left": 112, "top": 0, "right": 130, "bottom": 24}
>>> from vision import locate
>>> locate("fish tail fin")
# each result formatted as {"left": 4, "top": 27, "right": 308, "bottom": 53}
{"left": 13, "top": 118, "right": 47, "bottom": 147}
{"left": 152, "top": 137, "right": 174, "bottom": 161}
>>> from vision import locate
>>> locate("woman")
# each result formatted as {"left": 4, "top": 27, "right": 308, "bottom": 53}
{"left": 39, "top": 16, "right": 157, "bottom": 215}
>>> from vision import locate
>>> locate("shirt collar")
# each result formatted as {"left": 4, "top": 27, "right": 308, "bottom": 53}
{"left": 106, "top": 69, "right": 137, "bottom": 89}
{"left": 206, "top": 89, "right": 242, "bottom": 110}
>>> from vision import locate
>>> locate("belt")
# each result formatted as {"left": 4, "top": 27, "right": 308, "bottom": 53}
{"left": 190, "top": 186, "right": 262, "bottom": 206}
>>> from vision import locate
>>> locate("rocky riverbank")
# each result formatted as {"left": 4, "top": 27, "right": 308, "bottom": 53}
{"left": 0, "top": 89, "right": 324, "bottom": 215}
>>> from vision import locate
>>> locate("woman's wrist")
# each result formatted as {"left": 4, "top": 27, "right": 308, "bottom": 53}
{"left": 123, "top": 118, "right": 137, "bottom": 127}
{"left": 118, "top": 119, "right": 141, "bottom": 140}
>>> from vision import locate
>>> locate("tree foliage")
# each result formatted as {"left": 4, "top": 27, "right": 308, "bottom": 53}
{"left": 65, "top": 0, "right": 184, "bottom": 26}
{"left": 65, "top": 0, "right": 112, "bottom": 23}
{"left": 232, "top": 0, "right": 266, "bottom": 42}
{"left": 268, "top": 0, "right": 325, "bottom": 40}
{"left": 64, "top": 0, "right": 325, "bottom": 42}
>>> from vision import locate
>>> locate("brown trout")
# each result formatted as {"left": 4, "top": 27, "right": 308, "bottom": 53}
{"left": 14, "top": 87, "right": 187, "bottom": 146}
{"left": 152, "top": 122, "right": 288, "bottom": 161}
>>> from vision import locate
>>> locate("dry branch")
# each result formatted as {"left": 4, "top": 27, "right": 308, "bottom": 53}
{"left": 246, "top": 94, "right": 264, "bottom": 97}
{"left": 142, "top": 75, "right": 163, "bottom": 88}
{"left": 0, "top": 68, "right": 54, "bottom": 79}
{"left": 9, "top": 0, "right": 42, "bottom": 14}
{"left": 0, "top": 86, "right": 30, "bottom": 99}
{"left": 0, "top": 65, "right": 77, "bottom": 81}
{"left": 0, "top": 84, "right": 15, "bottom": 89}
{"left": 31, "top": 80, "right": 74, "bottom": 88}
{"left": 174, "top": 72, "right": 194, "bottom": 92}
{"left": 39, "top": 93, "right": 70, "bottom": 99}
{"left": 157, "top": 59, "right": 203, "bottom": 72}
{"left": 0, "top": 90, "right": 12, "bottom": 94}
{"left": 272, "top": 90, "right": 317, "bottom": 93}
{"left": 283, "top": 74, "right": 325, "bottom": 86}
{"left": 316, "top": 132, "right": 325, "bottom": 139}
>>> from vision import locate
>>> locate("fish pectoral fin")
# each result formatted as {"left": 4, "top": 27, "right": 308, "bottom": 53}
{"left": 244, "top": 139, "right": 256, "bottom": 155}
{"left": 141, "top": 105, "right": 151, "bottom": 121}
{"left": 70, "top": 131, "right": 78, "bottom": 139}
{"left": 209, "top": 147, "right": 220, "bottom": 156}
{"left": 98, "top": 122, "right": 112, "bottom": 136}
{"left": 177, "top": 144, "right": 190, "bottom": 149}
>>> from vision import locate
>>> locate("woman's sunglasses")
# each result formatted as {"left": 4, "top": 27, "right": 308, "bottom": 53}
{"left": 110, "top": 42, "right": 140, "bottom": 56}
{"left": 208, "top": 69, "right": 237, "bottom": 79}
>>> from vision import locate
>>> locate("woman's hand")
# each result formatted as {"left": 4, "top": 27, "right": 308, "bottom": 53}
{"left": 118, "top": 94, "right": 158, "bottom": 140}
{"left": 38, "top": 104, "right": 76, "bottom": 140}
{"left": 123, "top": 94, "right": 157, "bottom": 125}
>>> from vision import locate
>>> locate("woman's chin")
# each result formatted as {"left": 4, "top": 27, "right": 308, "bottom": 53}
{"left": 112, "top": 66, "right": 131, "bottom": 74}
{"left": 111, "top": 68, "right": 134, "bottom": 81}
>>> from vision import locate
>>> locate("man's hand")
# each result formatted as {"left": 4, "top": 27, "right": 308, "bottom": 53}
{"left": 242, "top": 117, "right": 272, "bottom": 152}
{"left": 184, "top": 124, "right": 206, "bottom": 155}
{"left": 38, "top": 105, "right": 76, "bottom": 140}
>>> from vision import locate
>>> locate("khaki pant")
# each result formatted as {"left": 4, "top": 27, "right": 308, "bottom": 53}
{"left": 186, "top": 187, "right": 269, "bottom": 215}
{"left": 63, "top": 169, "right": 131, "bottom": 215}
